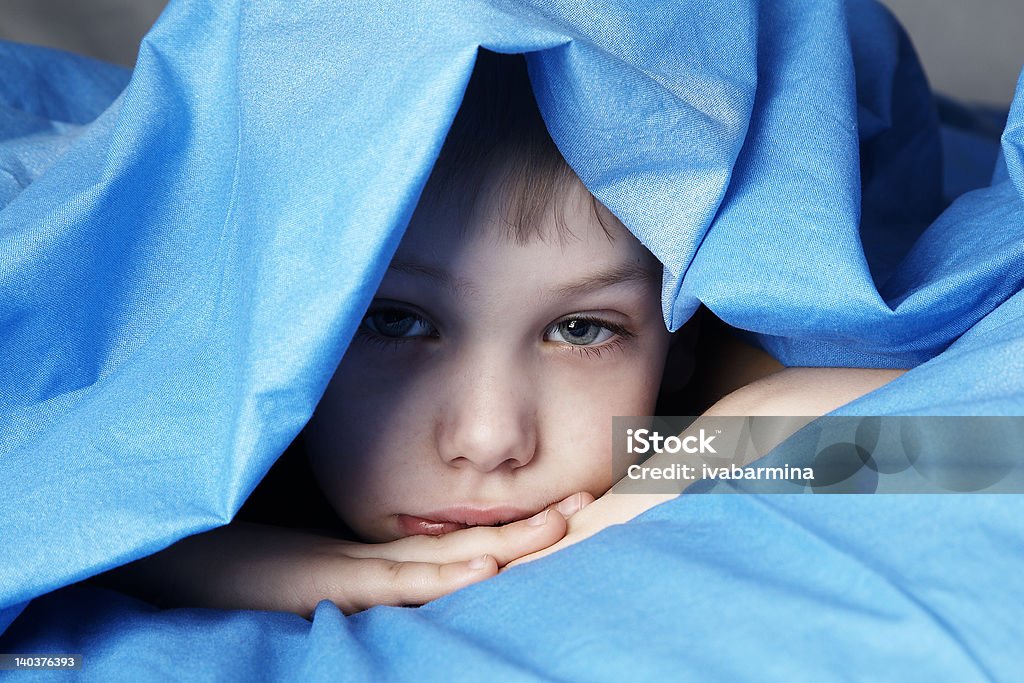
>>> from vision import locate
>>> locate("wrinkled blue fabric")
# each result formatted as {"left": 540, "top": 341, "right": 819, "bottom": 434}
{"left": 1, "top": 0, "right": 1022, "bottom": 679}
{"left": 3, "top": 496, "right": 1022, "bottom": 682}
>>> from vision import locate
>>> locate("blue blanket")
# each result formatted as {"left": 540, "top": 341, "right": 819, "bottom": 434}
{"left": 2, "top": 0, "right": 1022, "bottom": 679}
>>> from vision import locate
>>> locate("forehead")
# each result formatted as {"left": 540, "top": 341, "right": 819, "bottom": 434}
{"left": 397, "top": 163, "right": 657, "bottom": 278}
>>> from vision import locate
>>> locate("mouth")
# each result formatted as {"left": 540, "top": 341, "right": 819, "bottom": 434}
{"left": 396, "top": 506, "right": 538, "bottom": 537}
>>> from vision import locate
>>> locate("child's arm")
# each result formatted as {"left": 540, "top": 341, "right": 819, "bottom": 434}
{"left": 507, "top": 365, "right": 907, "bottom": 567}
{"left": 89, "top": 493, "right": 585, "bottom": 618}
{"left": 701, "top": 366, "right": 908, "bottom": 418}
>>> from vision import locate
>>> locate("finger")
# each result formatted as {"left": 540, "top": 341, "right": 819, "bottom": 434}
{"left": 329, "top": 555, "right": 498, "bottom": 615}
{"left": 503, "top": 535, "right": 571, "bottom": 570}
{"left": 344, "top": 508, "right": 568, "bottom": 566}
{"left": 552, "top": 491, "right": 596, "bottom": 519}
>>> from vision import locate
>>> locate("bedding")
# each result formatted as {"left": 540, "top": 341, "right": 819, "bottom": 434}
{"left": 1, "top": 0, "right": 1022, "bottom": 679}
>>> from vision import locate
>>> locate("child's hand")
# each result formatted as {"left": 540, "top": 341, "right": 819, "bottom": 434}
{"left": 93, "top": 493, "right": 587, "bottom": 618}
{"left": 504, "top": 489, "right": 665, "bottom": 569}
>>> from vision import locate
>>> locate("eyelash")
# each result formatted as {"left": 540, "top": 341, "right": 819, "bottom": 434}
{"left": 548, "top": 316, "right": 634, "bottom": 360}
{"left": 563, "top": 338, "right": 627, "bottom": 360}
{"left": 355, "top": 306, "right": 437, "bottom": 350}
{"left": 355, "top": 305, "right": 634, "bottom": 359}
{"left": 354, "top": 331, "right": 415, "bottom": 353}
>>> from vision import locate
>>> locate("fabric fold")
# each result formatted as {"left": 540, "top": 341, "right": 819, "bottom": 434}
{"left": 1, "top": 0, "right": 1022, "bottom": 677}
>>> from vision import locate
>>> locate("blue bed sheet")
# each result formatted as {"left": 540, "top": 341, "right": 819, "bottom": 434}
{"left": 1, "top": 0, "right": 1022, "bottom": 679}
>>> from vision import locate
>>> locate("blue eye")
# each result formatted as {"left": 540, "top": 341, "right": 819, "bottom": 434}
{"left": 546, "top": 318, "right": 616, "bottom": 346}
{"left": 361, "top": 309, "right": 436, "bottom": 338}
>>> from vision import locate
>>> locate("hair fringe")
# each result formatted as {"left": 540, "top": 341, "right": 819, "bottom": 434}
{"left": 423, "top": 49, "right": 618, "bottom": 245}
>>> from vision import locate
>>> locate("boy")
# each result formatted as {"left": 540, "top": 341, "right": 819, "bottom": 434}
{"left": 94, "top": 50, "right": 903, "bottom": 617}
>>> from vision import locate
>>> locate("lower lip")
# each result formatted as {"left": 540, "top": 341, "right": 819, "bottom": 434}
{"left": 396, "top": 514, "right": 471, "bottom": 537}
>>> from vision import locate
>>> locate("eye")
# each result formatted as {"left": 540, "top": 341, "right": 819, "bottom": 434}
{"left": 546, "top": 318, "right": 617, "bottom": 346}
{"left": 361, "top": 308, "right": 437, "bottom": 339}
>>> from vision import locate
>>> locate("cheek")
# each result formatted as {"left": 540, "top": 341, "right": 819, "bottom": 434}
{"left": 304, "top": 350, "right": 436, "bottom": 515}
{"left": 533, "top": 391, "right": 619, "bottom": 498}
{"left": 534, "top": 346, "right": 669, "bottom": 490}
{"left": 593, "top": 332, "right": 673, "bottom": 411}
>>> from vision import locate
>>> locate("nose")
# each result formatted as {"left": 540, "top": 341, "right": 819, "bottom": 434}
{"left": 437, "top": 359, "right": 537, "bottom": 473}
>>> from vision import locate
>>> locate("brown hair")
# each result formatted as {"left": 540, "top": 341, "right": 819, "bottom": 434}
{"left": 421, "top": 49, "right": 617, "bottom": 244}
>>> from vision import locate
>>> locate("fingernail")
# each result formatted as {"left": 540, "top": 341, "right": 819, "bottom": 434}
{"left": 527, "top": 509, "right": 550, "bottom": 526}
{"left": 468, "top": 555, "right": 490, "bottom": 570}
{"left": 556, "top": 492, "right": 582, "bottom": 517}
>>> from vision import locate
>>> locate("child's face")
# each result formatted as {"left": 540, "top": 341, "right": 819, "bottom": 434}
{"left": 304, "top": 168, "right": 673, "bottom": 542}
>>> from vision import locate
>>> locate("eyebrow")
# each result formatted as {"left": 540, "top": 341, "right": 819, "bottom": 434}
{"left": 388, "top": 258, "right": 659, "bottom": 301}
{"left": 388, "top": 260, "right": 450, "bottom": 283}
{"left": 386, "top": 259, "right": 477, "bottom": 298}
{"left": 550, "top": 262, "right": 660, "bottom": 300}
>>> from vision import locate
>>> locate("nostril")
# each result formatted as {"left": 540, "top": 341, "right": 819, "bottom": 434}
{"left": 437, "top": 386, "right": 538, "bottom": 471}
{"left": 439, "top": 424, "right": 536, "bottom": 472}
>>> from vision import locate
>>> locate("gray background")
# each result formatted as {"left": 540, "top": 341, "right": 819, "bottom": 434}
{"left": 0, "top": 0, "right": 1021, "bottom": 107}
